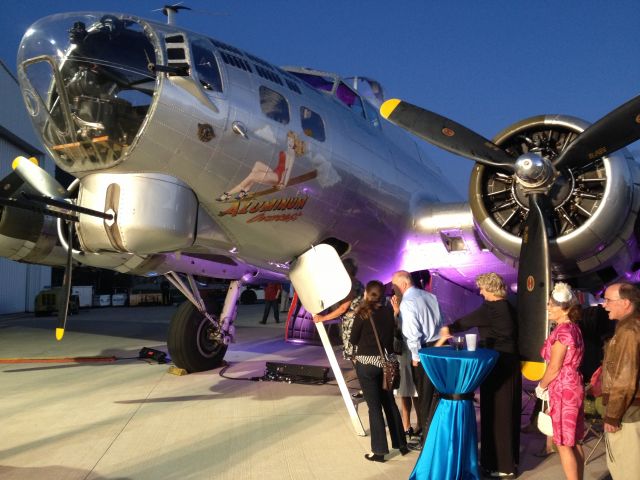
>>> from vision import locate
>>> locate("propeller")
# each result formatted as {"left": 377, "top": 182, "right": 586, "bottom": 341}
{"left": 4, "top": 157, "right": 113, "bottom": 339}
{"left": 10, "top": 157, "right": 75, "bottom": 340}
{"left": 553, "top": 94, "right": 640, "bottom": 171}
{"left": 380, "top": 99, "right": 516, "bottom": 170}
{"left": 516, "top": 194, "right": 552, "bottom": 370}
{"left": 12, "top": 156, "right": 70, "bottom": 200}
{"left": 56, "top": 220, "right": 74, "bottom": 340}
{"left": 0, "top": 159, "right": 78, "bottom": 223}
{"left": 12, "top": 157, "right": 95, "bottom": 340}
{"left": 380, "top": 96, "right": 640, "bottom": 378}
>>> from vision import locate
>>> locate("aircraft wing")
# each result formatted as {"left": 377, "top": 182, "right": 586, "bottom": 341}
{"left": 404, "top": 199, "right": 517, "bottom": 291}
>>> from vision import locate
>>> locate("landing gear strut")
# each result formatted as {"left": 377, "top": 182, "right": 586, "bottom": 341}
{"left": 165, "top": 272, "right": 242, "bottom": 372}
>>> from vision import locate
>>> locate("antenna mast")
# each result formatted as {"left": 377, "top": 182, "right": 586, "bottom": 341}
{"left": 161, "top": 4, "right": 191, "bottom": 25}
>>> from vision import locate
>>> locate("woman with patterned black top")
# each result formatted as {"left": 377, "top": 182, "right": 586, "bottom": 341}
{"left": 350, "top": 280, "right": 408, "bottom": 462}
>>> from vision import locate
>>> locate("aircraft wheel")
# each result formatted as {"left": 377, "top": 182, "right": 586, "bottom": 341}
{"left": 240, "top": 289, "right": 257, "bottom": 305}
{"left": 167, "top": 301, "right": 227, "bottom": 373}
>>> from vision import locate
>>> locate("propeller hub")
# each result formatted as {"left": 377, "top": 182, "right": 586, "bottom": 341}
{"left": 514, "top": 152, "right": 554, "bottom": 189}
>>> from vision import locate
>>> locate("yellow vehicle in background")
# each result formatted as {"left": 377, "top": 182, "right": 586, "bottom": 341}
{"left": 34, "top": 287, "right": 80, "bottom": 317}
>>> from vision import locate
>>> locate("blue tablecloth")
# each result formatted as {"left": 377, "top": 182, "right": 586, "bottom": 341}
{"left": 409, "top": 347, "right": 498, "bottom": 480}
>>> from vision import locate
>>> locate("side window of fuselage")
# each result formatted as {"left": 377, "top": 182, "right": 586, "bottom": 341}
{"left": 259, "top": 86, "right": 290, "bottom": 124}
{"left": 300, "top": 107, "right": 326, "bottom": 142}
{"left": 191, "top": 39, "right": 223, "bottom": 93}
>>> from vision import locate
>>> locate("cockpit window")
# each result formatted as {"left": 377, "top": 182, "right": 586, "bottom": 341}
{"left": 259, "top": 86, "right": 289, "bottom": 124}
{"left": 301, "top": 107, "right": 325, "bottom": 142}
{"left": 288, "top": 71, "right": 334, "bottom": 92}
{"left": 344, "top": 76, "right": 385, "bottom": 107}
{"left": 192, "top": 39, "right": 223, "bottom": 92}
{"left": 336, "top": 82, "right": 365, "bottom": 118}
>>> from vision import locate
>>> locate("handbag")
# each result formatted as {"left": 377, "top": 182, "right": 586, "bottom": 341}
{"left": 537, "top": 398, "right": 554, "bottom": 436}
{"left": 367, "top": 314, "right": 400, "bottom": 391}
{"left": 382, "top": 360, "right": 400, "bottom": 391}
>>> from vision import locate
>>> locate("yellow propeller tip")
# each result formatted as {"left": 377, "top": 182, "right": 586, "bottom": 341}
{"left": 11, "top": 156, "right": 27, "bottom": 170}
{"left": 380, "top": 99, "right": 402, "bottom": 119}
{"left": 55, "top": 328, "right": 65, "bottom": 341}
{"left": 521, "top": 360, "right": 545, "bottom": 381}
{"left": 12, "top": 156, "right": 39, "bottom": 170}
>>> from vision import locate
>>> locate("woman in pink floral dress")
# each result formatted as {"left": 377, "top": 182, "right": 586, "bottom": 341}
{"left": 536, "top": 283, "right": 585, "bottom": 480}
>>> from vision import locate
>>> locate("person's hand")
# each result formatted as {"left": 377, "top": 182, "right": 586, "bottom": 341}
{"left": 412, "top": 359, "right": 420, "bottom": 367}
{"left": 439, "top": 326, "right": 451, "bottom": 339}
{"left": 312, "top": 314, "right": 322, "bottom": 323}
{"left": 390, "top": 295, "right": 400, "bottom": 316}
{"left": 535, "top": 384, "right": 549, "bottom": 401}
{"left": 434, "top": 336, "right": 450, "bottom": 347}
{"left": 604, "top": 422, "right": 621, "bottom": 433}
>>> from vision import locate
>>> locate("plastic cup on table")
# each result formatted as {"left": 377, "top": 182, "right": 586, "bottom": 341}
{"left": 465, "top": 333, "right": 478, "bottom": 351}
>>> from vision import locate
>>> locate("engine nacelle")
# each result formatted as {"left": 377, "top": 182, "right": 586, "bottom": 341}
{"left": 0, "top": 179, "right": 66, "bottom": 266}
{"left": 470, "top": 115, "right": 640, "bottom": 281}
{"left": 75, "top": 173, "right": 198, "bottom": 254}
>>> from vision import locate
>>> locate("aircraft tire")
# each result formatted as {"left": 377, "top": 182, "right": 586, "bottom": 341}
{"left": 167, "top": 300, "right": 227, "bottom": 373}
{"left": 240, "top": 289, "right": 257, "bottom": 305}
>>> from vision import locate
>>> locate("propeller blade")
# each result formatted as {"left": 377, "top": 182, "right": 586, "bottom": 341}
{"left": 380, "top": 99, "right": 516, "bottom": 170}
{"left": 56, "top": 221, "right": 74, "bottom": 341}
{"left": 554, "top": 94, "right": 640, "bottom": 170}
{"left": 12, "top": 156, "right": 69, "bottom": 200}
{"left": 517, "top": 193, "right": 552, "bottom": 380}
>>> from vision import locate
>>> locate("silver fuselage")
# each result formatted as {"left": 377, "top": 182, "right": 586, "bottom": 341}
{"left": 15, "top": 12, "right": 460, "bottom": 283}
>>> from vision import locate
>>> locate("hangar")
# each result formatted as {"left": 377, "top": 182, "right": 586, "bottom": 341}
{"left": 0, "top": 61, "right": 53, "bottom": 313}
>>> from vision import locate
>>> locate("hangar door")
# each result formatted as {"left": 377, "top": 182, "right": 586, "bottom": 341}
{"left": 0, "top": 137, "right": 51, "bottom": 314}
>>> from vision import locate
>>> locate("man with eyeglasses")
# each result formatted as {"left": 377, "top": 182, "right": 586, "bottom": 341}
{"left": 601, "top": 282, "right": 640, "bottom": 480}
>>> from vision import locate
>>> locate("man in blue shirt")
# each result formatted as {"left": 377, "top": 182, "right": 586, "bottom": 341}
{"left": 391, "top": 270, "right": 443, "bottom": 449}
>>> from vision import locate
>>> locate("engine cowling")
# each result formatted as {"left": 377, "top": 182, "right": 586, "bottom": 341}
{"left": 0, "top": 179, "right": 66, "bottom": 266}
{"left": 469, "top": 114, "right": 640, "bottom": 283}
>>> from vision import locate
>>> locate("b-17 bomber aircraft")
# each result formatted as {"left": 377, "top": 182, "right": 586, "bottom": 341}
{"left": 2, "top": 9, "right": 640, "bottom": 385}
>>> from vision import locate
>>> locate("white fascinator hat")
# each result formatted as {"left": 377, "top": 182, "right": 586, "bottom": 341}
{"left": 551, "top": 282, "right": 577, "bottom": 306}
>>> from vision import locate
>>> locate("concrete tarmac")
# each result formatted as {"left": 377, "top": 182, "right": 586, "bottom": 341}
{"left": 0, "top": 305, "right": 609, "bottom": 479}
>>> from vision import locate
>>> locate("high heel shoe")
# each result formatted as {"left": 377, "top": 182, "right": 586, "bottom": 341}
{"left": 364, "top": 453, "right": 385, "bottom": 463}
{"left": 404, "top": 427, "right": 414, "bottom": 438}
{"left": 399, "top": 446, "right": 410, "bottom": 456}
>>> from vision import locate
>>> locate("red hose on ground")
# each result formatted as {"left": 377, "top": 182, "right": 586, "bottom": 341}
{"left": 0, "top": 356, "right": 117, "bottom": 364}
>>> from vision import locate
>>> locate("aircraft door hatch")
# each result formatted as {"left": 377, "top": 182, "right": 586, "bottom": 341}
{"left": 289, "top": 244, "right": 351, "bottom": 315}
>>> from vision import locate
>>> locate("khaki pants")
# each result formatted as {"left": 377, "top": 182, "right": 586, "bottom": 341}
{"left": 606, "top": 405, "right": 640, "bottom": 480}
